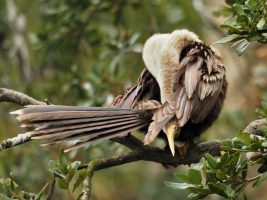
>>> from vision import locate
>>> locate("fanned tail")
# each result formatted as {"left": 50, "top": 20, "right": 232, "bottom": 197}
{"left": 10, "top": 105, "right": 152, "bottom": 151}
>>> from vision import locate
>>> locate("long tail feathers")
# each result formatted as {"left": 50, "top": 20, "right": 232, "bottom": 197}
{"left": 10, "top": 105, "right": 152, "bottom": 151}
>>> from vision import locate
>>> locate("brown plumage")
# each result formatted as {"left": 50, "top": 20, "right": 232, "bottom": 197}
{"left": 10, "top": 30, "right": 227, "bottom": 154}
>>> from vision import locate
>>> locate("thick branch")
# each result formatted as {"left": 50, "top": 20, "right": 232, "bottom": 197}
{"left": 77, "top": 140, "right": 222, "bottom": 171}
{"left": 0, "top": 87, "right": 266, "bottom": 169}
{"left": 111, "top": 135, "right": 144, "bottom": 149}
{"left": 1, "top": 87, "right": 267, "bottom": 200}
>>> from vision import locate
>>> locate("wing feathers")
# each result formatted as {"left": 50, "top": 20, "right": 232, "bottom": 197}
{"left": 144, "top": 102, "right": 175, "bottom": 144}
{"left": 184, "top": 58, "right": 203, "bottom": 99}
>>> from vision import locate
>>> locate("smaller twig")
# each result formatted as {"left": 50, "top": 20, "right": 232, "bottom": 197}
{"left": 81, "top": 159, "right": 106, "bottom": 200}
{"left": 0, "top": 133, "right": 32, "bottom": 150}
{"left": 81, "top": 176, "right": 91, "bottom": 200}
{"left": 46, "top": 173, "right": 56, "bottom": 200}
{"left": 0, "top": 88, "right": 45, "bottom": 106}
{"left": 245, "top": 174, "right": 262, "bottom": 183}
{"left": 233, "top": 174, "right": 263, "bottom": 199}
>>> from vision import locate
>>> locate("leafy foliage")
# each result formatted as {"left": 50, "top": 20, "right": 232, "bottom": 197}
{"left": 49, "top": 149, "right": 88, "bottom": 196}
{"left": 0, "top": 1, "right": 202, "bottom": 198}
{"left": 0, "top": 173, "right": 47, "bottom": 200}
{"left": 214, "top": 0, "right": 267, "bottom": 55}
{"left": 167, "top": 102, "right": 267, "bottom": 199}
{"left": 0, "top": 0, "right": 267, "bottom": 199}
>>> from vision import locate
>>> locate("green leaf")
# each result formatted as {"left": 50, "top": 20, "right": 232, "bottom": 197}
{"left": 59, "top": 149, "right": 68, "bottom": 165}
{"left": 226, "top": 185, "right": 235, "bottom": 198}
{"left": 165, "top": 182, "right": 195, "bottom": 190}
{"left": 228, "top": 152, "right": 241, "bottom": 175}
{"left": 187, "top": 187, "right": 210, "bottom": 195}
{"left": 67, "top": 161, "right": 81, "bottom": 183}
{"left": 188, "top": 169, "right": 202, "bottom": 185}
{"left": 237, "top": 131, "right": 252, "bottom": 145}
{"left": 57, "top": 179, "right": 68, "bottom": 190}
{"left": 206, "top": 170, "right": 217, "bottom": 182}
{"left": 220, "top": 24, "right": 240, "bottom": 33}
{"left": 232, "top": 137, "right": 246, "bottom": 149}
{"left": 245, "top": 0, "right": 261, "bottom": 9}
{"left": 208, "top": 182, "right": 228, "bottom": 198}
{"left": 235, "top": 40, "right": 251, "bottom": 56}
{"left": 222, "top": 139, "right": 233, "bottom": 148}
{"left": 220, "top": 152, "right": 229, "bottom": 164}
{"left": 174, "top": 173, "right": 190, "bottom": 183}
{"left": 215, "top": 169, "right": 225, "bottom": 179}
{"left": 0, "top": 194, "right": 13, "bottom": 200}
{"left": 233, "top": 4, "right": 246, "bottom": 15}
{"left": 239, "top": 161, "right": 248, "bottom": 179}
{"left": 214, "top": 34, "right": 241, "bottom": 44}
{"left": 194, "top": 157, "right": 205, "bottom": 170}
{"left": 257, "top": 18, "right": 265, "bottom": 30}
{"left": 187, "top": 192, "right": 209, "bottom": 200}
{"left": 72, "top": 169, "right": 88, "bottom": 192}
{"left": 205, "top": 153, "right": 217, "bottom": 170}
{"left": 255, "top": 108, "right": 267, "bottom": 117}
{"left": 236, "top": 15, "right": 249, "bottom": 27}
{"left": 253, "top": 172, "right": 267, "bottom": 187}
{"left": 59, "top": 149, "right": 68, "bottom": 175}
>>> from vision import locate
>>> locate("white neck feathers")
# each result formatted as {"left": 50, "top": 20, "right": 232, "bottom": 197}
{"left": 142, "top": 29, "right": 201, "bottom": 103}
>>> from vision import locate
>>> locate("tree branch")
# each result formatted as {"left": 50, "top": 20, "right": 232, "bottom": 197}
{"left": 0, "top": 88, "right": 45, "bottom": 106}
{"left": 0, "top": 87, "right": 266, "bottom": 162}
{"left": 0, "top": 87, "right": 265, "bottom": 166}
{"left": 77, "top": 140, "right": 222, "bottom": 171}
{"left": 46, "top": 173, "right": 56, "bottom": 200}
{"left": 1, "top": 87, "right": 266, "bottom": 199}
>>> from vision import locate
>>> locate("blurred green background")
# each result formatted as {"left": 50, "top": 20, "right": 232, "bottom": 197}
{"left": 0, "top": 0, "right": 267, "bottom": 199}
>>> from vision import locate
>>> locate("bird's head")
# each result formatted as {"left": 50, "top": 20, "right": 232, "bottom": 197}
{"left": 142, "top": 29, "right": 203, "bottom": 103}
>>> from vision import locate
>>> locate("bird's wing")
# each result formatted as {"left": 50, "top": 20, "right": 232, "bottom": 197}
{"left": 145, "top": 44, "right": 226, "bottom": 144}
{"left": 112, "top": 69, "right": 161, "bottom": 109}
{"left": 176, "top": 46, "right": 226, "bottom": 125}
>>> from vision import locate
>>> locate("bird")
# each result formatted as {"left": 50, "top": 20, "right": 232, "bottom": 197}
{"left": 9, "top": 29, "right": 227, "bottom": 156}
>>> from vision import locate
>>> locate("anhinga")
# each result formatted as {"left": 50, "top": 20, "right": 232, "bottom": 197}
{"left": 10, "top": 30, "right": 227, "bottom": 155}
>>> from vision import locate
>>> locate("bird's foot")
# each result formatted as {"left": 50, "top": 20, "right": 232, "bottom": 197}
{"left": 175, "top": 141, "right": 190, "bottom": 159}
{"left": 162, "top": 141, "right": 191, "bottom": 169}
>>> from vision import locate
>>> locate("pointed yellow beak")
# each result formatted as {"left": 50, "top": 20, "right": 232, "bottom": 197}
{"left": 166, "top": 124, "right": 179, "bottom": 156}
